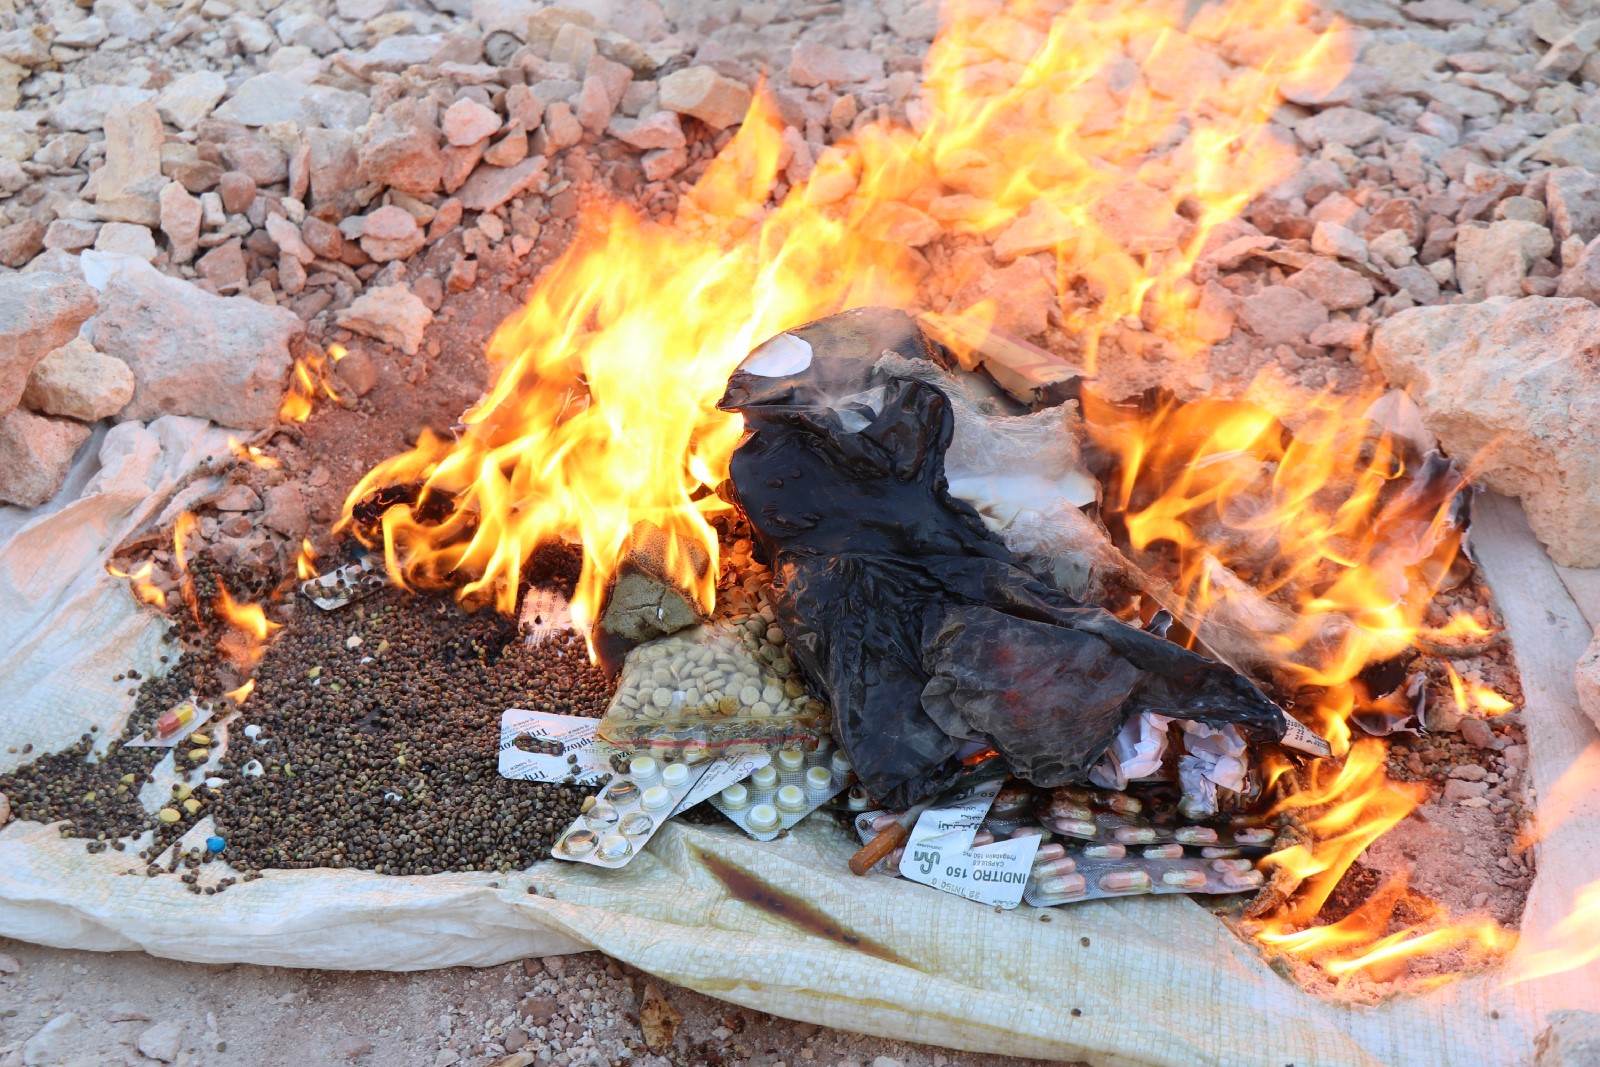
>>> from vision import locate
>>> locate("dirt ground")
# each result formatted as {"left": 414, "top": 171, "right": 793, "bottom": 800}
{"left": 0, "top": 937, "right": 1079, "bottom": 1067}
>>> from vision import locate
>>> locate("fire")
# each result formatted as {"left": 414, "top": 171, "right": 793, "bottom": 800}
{"left": 279, "top": 343, "right": 347, "bottom": 424}
{"left": 225, "top": 679, "right": 256, "bottom": 704}
{"left": 342, "top": 0, "right": 1349, "bottom": 632}
{"left": 296, "top": 538, "right": 319, "bottom": 581}
{"left": 227, "top": 435, "right": 281, "bottom": 469}
{"left": 1444, "top": 663, "right": 1516, "bottom": 718}
{"left": 107, "top": 560, "right": 167, "bottom": 609}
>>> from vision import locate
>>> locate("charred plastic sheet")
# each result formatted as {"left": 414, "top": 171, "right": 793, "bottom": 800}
{"left": 718, "top": 307, "right": 1293, "bottom": 809}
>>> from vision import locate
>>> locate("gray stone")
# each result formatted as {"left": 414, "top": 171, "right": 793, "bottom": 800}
{"left": 94, "top": 222, "right": 158, "bottom": 262}
{"left": 1536, "top": 1010, "right": 1600, "bottom": 1067}
{"left": 1529, "top": 124, "right": 1600, "bottom": 172}
{"left": 335, "top": 285, "right": 433, "bottom": 354}
{"left": 577, "top": 55, "right": 632, "bottom": 134}
{"left": 49, "top": 85, "right": 154, "bottom": 131}
{"left": 0, "top": 272, "right": 97, "bottom": 418}
{"left": 23, "top": 337, "right": 134, "bottom": 421}
{"left": 215, "top": 72, "right": 317, "bottom": 127}
{"left": 94, "top": 259, "right": 301, "bottom": 429}
{"left": 1536, "top": 19, "right": 1600, "bottom": 79}
{"left": 54, "top": 17, "right": 108, "bottom": 49}
{"left": 1294, "top": 106, "right": 1386, "bottom": 149}
{"left": 0, "top": 407, "right": 90, "bottom": 507}
{"left": 1372, "top": 297, "right": 1600, "bottom": 567}
{"left": 93, "top": 101, "right": 165, "bottom": 226}
{"left": 306, "top": 129, "right": 362, "bottom": 214}
{"left": 0, "top": 219, "right": 45, "bottom": 268}
{"left": 262, "top": 483, "right": 309, "bottom": 537}
{"left": 359, "top": 205, "right": 425, "bottom": 262}
{"left": 21, "top": 1011, "right": 83, "bottom": 1066}
{"left": 137, "top": 1020, "right": 184, "bottom": 1064}
{"left": 1579, "top": 633, "right": 1600, "bottom": 738}
{"left": 608, "top": 111, "right": 685, "bottom": 151}
{"left": 442, "top": 98, "right": 500, "bottom": 147}
{"left": 156, "top": 71, "right": 227, "bottom": 131}
{"left": 532, "top": 102, "right": 582, "bottom": 154}
{"left": 1547, "top": 167, "right": 1600, "bottom": 249}
{"left": 220, "top": 135, "right": 288, "bottom": 186}
{"left": 1455, "top": 220, "right": 1554, "bottom": 299}
{"left": 160, "top": 181, "right": 203, "bottom": 264}
{"left": 658, "top": 66, "right": 751, "bottom": 130}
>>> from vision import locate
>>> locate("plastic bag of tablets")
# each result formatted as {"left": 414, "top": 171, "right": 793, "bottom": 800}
{"left": 595, "top": 623, "right": 831, "bottom": 756}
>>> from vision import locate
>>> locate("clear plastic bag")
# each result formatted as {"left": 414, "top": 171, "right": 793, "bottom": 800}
{"left": 596, "top": 623, "right": 830, "bottom": 755}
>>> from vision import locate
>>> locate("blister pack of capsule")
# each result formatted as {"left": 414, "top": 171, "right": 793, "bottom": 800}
{"left": 300, "top": 555, "right": 386, "bottom": 610}
{"left": 710, "top": 742, "right": 853, "bottom": 840}
{"left": 1023, "top": 837, "right": 1266, "bottom": 906}
{"left": 596, "top": 624, "right": 831, "bottom": 755}
{"left": 125, "top": 698, "right": 218, "bottom": 748}
{"left": 551, "top": 755, "right": 710, "bottom": 868}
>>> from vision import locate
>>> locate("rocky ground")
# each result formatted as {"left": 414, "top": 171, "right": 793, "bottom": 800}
{"left": 2, "top": 0, "right": 1600, "bottom": 1061}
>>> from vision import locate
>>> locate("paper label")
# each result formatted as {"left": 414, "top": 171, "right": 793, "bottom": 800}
{"left": 497, "top": 709, "right": 609, "bottom": 784}
{"left": 898, "top": 779, "right": 1041, "bottom": 908}
{"left": 674, "top": 752, "right": 771, "bottom": 815}
{"left": 1278, "top": 715, "right": 1332, "bottom": 758}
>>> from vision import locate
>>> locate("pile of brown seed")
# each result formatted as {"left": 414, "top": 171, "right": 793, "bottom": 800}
{"left": 210, "top": 579, "right": 612, "bottom": 875}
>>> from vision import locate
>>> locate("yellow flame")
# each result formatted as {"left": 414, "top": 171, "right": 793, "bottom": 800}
{"left": 227, "top": 435, "right": 281, "bottom": 469}
{"left": 107, "top": 560, "right": 167, "bottom": 609}
{"left": 224, "top": 679, "right": 256, "bottom": 704}
{"left": 279, "top": 343, "right": 346, "bottom": 424}
{"left": 342, "top": 0, "right": 1350, "bottom": 631}
{"left": 296, "top": 538, "right": 319, "bottom": 581}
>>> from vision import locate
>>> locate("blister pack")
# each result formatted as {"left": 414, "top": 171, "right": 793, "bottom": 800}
{"left": 551, "top": 756, "right": 710, "bottom": 868}
{"left": 300, "top": 556, "right": 386, "bottom": 610}
{"left": 709, "top": 742, "right": 852, "bottom": 840}
{"left": 595, "top": 624, "right": 830, "bottom": 755}
{"left": 1022, "top": 839, "right": 1266, "bottom": 906}
{"left": 125, "top": 698, "right": 218, "bottom": 748}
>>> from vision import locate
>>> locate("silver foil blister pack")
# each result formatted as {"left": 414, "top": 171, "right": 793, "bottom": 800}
{"left": 1023, "top": 837, "right": 1266, "bottom": 906}
{"left": 709, "top": 742, "right": 852, "bottom": 840}
{"left": 551, "top": 755, "right": 710, "bottom": 868}
{"left": 300, "top": 556, "right": 386, "bottom": 610}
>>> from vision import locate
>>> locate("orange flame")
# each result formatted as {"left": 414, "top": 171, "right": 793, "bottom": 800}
{"left": 342, "top": 0, "right": 1350, "bottom": 631}
{"left": 214, "top": 584, "right": 281, "bottom": 670}
{"left": 107, "top": 560, "right": 167, "bottom": 609}
{"left": 280, "top": 343, "right": 347, "bottom": 424}
{"left": 227, "top": 435, "right": 281, "bottom": 469}
{"left": 224, "top": 679, "right": 256, "bottom": 704}
{"left": 296, "top": 539, "right": 319, "bottom": 581}
{"left": 1444, "top": 663, "right": 1516, "bottom": 718}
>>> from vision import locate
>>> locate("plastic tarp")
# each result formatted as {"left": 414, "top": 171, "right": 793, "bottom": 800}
{"left": 2, "top": 427, "right": 1597, "bottom": 1065}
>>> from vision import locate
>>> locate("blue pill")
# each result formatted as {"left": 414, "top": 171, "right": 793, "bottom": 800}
{"left": 206, "top": 836, "right": 226, "bottom": 853}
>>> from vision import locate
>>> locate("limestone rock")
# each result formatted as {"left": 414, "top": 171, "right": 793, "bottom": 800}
{"left": 608, "top": 111, "right": 685, "bottom": 151}
{"left": 335, "top": 285, "right": 433, "bottom": 354}
{"left": 1529, "top": 124, "right": 1600, "bottom": 172}
{"left": 94, "top": 222, "right": 158, "bottom": 261}
{"left": 456, "top": 155, "right": 548, "bottom": 212}
{"left": 1455, "top": 220, "right": 1554, "bottom": 300}
{"left": 358, "top": 99, "right": 444, "bottom": 195}
{"left": 306, "top": 129, "right": 362, "bottom": 214}
{"left": 156, "top": 71, "right": 227, "bottom": 131}
{"left": 0, "top": 218, "right": 45, "bottom": 268}
{"left": 577, "top": 55, "right": 632, "bottom": 134}
{"left": 1577, "top": 631, "right": 1600, "bottom": 736}
{"left": 49, "top": 86, "right": 154, "bottom": 131}
{"left": 789, "top": 42, "right": 885, "bottom": 87}
{"left": 442, "top": 98, "right": 500, "bottom": 147}
{"left": 1557, "top": 235, "right": 1600, "bottom": 302}
{"left": 1546, "top": 167, "right": 1600, "bottom": 249}
{"left": 1287, "top": 258, "right": 1377, "bottom": 309}
{"left": 215, "top": 72, "right": 317, "bottom": 127}
{"left": 0, "top": 409, "right": 92, "bottom": 508}
{"left": 359, "top": 205, "right": 425, "bottom": 262}
{"left": 533, "top": 102, "right": 582, "bottom": 154}
{"left": 23, "top": 337, "right": 135, "bottom": 421}
{"left": 94, "top": 259, "right": 301, "bottom": 428}
{"left": 0, "top": 272, "right": 98, "bottom": 417}
{"left": 136, "top": 1021, "right": 183, "bottom": 1064}
{"left": 159, "top": 181, "right": 203, "bottom": 264}
{"left": 1295, "top": 107, "right": 1386, "bottom": 149}
{"left": 93, "top": 101, "right": 165, "bottom": 226}
{"left": 657, "top": 66, "right": 751, "bottom": 130}
{"left": 1236, "top": 285, "right": 1329, "bottom": 345}
{"left": 1372, "top": 297, "right": 1600, "bottom": 566}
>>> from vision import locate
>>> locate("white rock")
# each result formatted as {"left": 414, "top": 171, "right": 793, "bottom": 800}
{"left": 441, "top": 98, "right": 501, "bottom": 147}
{"left": 93, "top": 259, "right": 302, "bottom": 429}
{"left": 160, "top": 182, "right": 203, "bottom": 264}
{"left": 215, "top": 72, "right": 317, "bottom": 127}
{"left": 0, "top": 271, "right": 98, "bottom": 417}
{"left": 265, "top": 214, "right": 314, "bottom": 265}
{"left": 456, "top": 155, "right": 548, "bottom": 212}
{"left": 22, "top": 1012, "right": 83, "bottom": 1066}
{"left": 789, "top": 42, "right": 885, "bottom": 87}
{"left": 92, "top": 101, "right": 165, "bottom": 226}
{"left": 54, "top": 17, "right": 108, "bottom": 49}
{"left": 1454, "top": 220, "right": 1554, "bottom": 300}
{"left": 1311, "top": 221, "right": 1368, "bottom": 262}
{"left": 657, "top": 66, "right": 751, "bottom": 131}
{"left": 1372, "top": 296, "right": 1600, "bottom": 566}
{"left": 136, "top": 1021, "right": 184, "bottom": 1064}
{"left": 156, "top": 71, "right": 227, "bottom": 131}
{"left": 1286, "top": 258, "right": 1376, "bottom": 310}
{"left": 1579, "top": 630, "right": 1600, "bottom": 736}
{"left": 358, "top": 204, "right": 425, "bottom": 262}
{"left": 48, "top": 85, "right": 154, "bottom": 132}
{"left": 1295, "top": 107, "right": 1386, "bottom": 149}
{"left": 608, "top": 111, "right": 684, "bottom": 151}
{"left": 93, "top": 222, "right": 158, "bottom": 262}
{"left": 335, "top": 285, "right": 433, "bottom": 354}
{"left": 1528, "top": 124, "right": 1600, "bottom": 172}
{"left": 1546, "top": 167, "right": 1600, "bottom": 248}
{"left": 1536, "top": 1009, "right": 1600, "bottom": 1067}
{"left": 23, "top": 337, "right": 135, "bottom": 421}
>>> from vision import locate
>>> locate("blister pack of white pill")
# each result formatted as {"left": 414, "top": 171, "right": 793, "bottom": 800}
{"left": 1022, "top": 838, "right": 1265, "bottom": 906}
{"left": 709, "top": 742, "right": 852, "bottom": 840}
{"left": 551, "top": 756, "right": 710, "bottom": 868}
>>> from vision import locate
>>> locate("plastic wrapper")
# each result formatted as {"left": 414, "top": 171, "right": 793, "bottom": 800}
{"left": 595, "top": 623, "right": 830, "bottom": 755}
{"left": 718, "top": 307, "right": 1307, "bottom": 809}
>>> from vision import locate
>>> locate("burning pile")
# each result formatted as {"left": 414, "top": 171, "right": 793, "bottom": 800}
{"left": 11, "top": 0, "right": 1558, "bottom": 1001}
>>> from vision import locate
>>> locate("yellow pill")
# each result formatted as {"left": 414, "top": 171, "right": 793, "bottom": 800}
{"left": 182, "top": 798, "right": 201, "bottom": 815}
{"left": 157, "top": 808, "right": 180, "bottom": 823}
